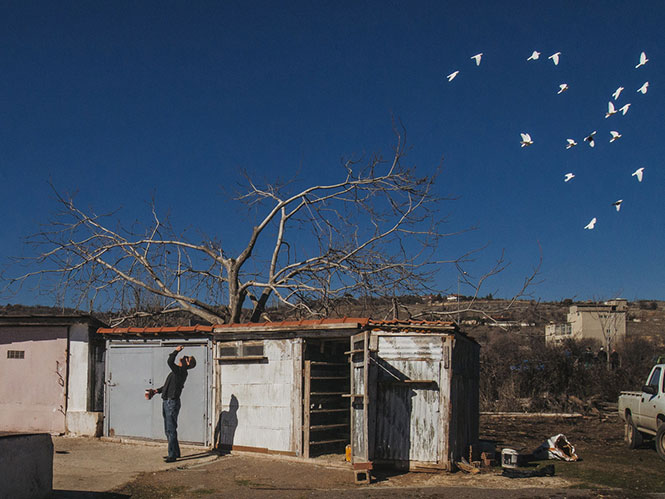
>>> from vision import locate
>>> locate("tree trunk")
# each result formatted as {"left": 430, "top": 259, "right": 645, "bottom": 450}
{"left": 249, "top": 288, "right": 272, "bottom": 323}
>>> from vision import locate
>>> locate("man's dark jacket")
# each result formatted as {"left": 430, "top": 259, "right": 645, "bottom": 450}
{"left": 157, "top": 350, "right": 188, "bottom": 400}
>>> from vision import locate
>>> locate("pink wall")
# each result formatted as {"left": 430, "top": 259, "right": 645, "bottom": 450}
{"left": 0, "top": 326, "right": 68, "bottom": 433}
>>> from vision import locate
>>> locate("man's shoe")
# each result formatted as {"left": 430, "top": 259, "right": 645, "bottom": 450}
{"left": 164, "top": 457, "right": 177, "bottom": 463}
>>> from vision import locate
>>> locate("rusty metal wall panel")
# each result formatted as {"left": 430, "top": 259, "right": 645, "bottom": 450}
{"left": 350, "top": 333, "right": 368, "bottom": 461}
{"left": 438, "top": 336, "right": 451, "bottom": 466}
{"left": 447, "top": 335, "right": 480, "bottom": 464}
{"left": 375, "top": 334, "right": 444, "bottom": 361}
{"left": 373, "top": 337, "right": 442, "bottom": 463}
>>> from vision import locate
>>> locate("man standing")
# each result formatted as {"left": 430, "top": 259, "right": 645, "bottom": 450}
{"left": 147, "top": 345, "right": 196, "bottom": 462}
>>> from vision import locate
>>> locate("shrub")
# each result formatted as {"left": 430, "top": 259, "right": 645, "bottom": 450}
{"left": 479, "top": 335, "right": 654, "bottom": 412}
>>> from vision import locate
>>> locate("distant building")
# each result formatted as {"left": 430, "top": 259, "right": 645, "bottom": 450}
{"left": 545, "top": 299, "right": 627, "bottom": 347}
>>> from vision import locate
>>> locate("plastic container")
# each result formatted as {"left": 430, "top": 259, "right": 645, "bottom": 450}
{"left": 501, "top": 448, "right": 519, "bottom": 468}
{"left": 345, "top": 444, "right": 351, "bottom": 462}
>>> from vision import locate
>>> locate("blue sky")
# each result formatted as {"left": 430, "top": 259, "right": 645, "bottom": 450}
{"left": 1, "top": 1, "right": 663, "bottom": 306}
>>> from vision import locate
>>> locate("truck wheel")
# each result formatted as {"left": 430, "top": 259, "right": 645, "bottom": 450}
{"left": 656, "top": 424, "right": 665, "bottom": 460}
{"left": 626, "top": 414, "right": 643, "bottom": 449}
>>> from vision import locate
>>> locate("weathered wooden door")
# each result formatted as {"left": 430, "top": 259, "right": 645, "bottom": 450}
{"left": 348, "top": 331, "right": 375, "bottom": 464}
{"left": 373, "top": 333, "right": 446, "bottom": 466}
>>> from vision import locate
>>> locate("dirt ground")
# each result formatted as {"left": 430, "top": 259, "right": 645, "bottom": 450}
{"left": 52, "top": 412, "right": 665, "bottom": 498}
{"left": 102, "top": 412, "right": 664, "bottom": 498}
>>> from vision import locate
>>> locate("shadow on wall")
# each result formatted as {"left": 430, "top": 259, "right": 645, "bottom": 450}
{"left": 214, "top": 394, "right": 239, "bottom": 454}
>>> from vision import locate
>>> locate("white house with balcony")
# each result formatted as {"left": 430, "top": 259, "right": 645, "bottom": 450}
{"left": 545, "top": 299, "right": 627, "bottom": 348}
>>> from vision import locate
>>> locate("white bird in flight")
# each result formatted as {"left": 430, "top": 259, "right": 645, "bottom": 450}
{"left": 612, "top": 200, "right": 623, "bottom": 212}
{"left": 637, "top": 81, "right": 649, "bottom": 94}
{"left": 619, "top": 103, "right": 631, "bottom": 115}
{"left": 527, "top": 50, "right": 541, "bottom": 61}
{"left": 632, "top": 167, "right": 644, "bottom": 182}
{"left": 612, "top": 87, "right": 624, "bottom": 100}
{"left": 566, "top": 138, "right": 577, "bottom": 149}
{"left": 471, "top": 53, "right": 483, "bottom": 66}
{"left": 605, "top": 101, "right": 617, "bottom": 118}
{"left": 584, "top": 217, "right": 597, "bottom": 230}
{"left": 558, "top": 83, "right": 569, "bottom": 94}
{"left": 447, "top": 71, "right": 459, "bottom": 82}
{"left": 548, "top": 52, "right": 561, "bottom": 65}
{"left": 609, "top": 130, "right": 622, "bottom": 142}
{"left": 520, "top": 133, "right": 534, "bottom": 147}
{"left": 564, "top": 173, "right": 575, "bottom": 182}
{"left": 636, "top": 51, "right": 648, "bottom": 69}
{"left": 584, "top": 131, "right": 597, "bottom": 147}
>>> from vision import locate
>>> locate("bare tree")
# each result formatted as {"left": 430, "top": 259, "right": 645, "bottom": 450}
{"left": 7, "top": 129, "right": 461, "bottom": 326}
{"left": 587, "top": 298, "right": 626, "bottom": 370}
{"left": 410, "top": 246, "right": 543, "bottom": 327}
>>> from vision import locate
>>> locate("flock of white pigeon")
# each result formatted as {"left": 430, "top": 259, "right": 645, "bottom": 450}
{"left": 448, "top": 51, "right": 650, "bottom": 231}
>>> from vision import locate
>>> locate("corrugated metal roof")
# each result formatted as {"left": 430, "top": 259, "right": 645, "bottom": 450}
{"left": 97, "top": 317, "right": 460, "bottom": 336}
{"left": 213, "top": 317, "right": 370, "bottom": 332}
{"left": 367, "top": 319, "right": 456, "bottom": 328}
{"left": 98, "top": 324, "right": 214, "bottom": 335}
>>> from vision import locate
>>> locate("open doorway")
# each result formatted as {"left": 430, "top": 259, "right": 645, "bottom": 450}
{"left": 302, "top": 338, "right": 350, "bottom": 458}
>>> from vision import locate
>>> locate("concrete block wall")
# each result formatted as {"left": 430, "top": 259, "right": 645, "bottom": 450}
{"left": 0, "top": 433, "right": 53, "bottom": 499}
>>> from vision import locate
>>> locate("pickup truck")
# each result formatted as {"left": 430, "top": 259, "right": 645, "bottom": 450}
{"left": 618, "top": 364, "right": 665, "bottom": 460}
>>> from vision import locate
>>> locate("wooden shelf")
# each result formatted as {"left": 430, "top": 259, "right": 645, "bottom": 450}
{"left": 311, "top": 376, "right": 349, "bottom": 380}
{"left": 309, "top": 438, "right": 349, "bottom": 446}
{"left": 310, "top": 361, "right": 347, "bottom": 366}
{"left": 309, "top": 423, "right": 349, "bottom": 431}
{"left": 379, "top": 379, "right": 436, "bottom": 385}
{"left": 214, "top": 356, "right": 267, "bottom": 362}
{"left": 310, "top": 391, "right": 347, "bottom": 396}
{"left": 309, "top": 408, "right": 348, "bottom": 414}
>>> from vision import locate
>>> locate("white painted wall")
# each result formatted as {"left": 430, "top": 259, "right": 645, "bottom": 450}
{"left": 219, "top": 339, "right": 299, "bottom": 452}
{"left": 67, "top": 323, "right": 90, "bottom": 412}
{"left": 0, "top": 327, "right": 67, "bottom": 433}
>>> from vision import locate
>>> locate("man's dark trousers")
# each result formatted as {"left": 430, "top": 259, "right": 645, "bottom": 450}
{"left": 163, "top": 399, "right": 181, "bottom": 459}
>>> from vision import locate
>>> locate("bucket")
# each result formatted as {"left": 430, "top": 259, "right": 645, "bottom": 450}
{"left": 501, "top": 448, "right": 519, "bottom": 468}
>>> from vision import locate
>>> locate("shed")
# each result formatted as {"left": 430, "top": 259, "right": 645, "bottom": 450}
{"left": 348, "top": 321, "right": 479, "bottom": 471}
{"left": 211, "top": 318, "right": 479, "bottom": 471}
{"left": 97, "top": 318, "right": 479, "bottom": 472}
{"left": 97, "top": 325, "right": 214, "bottom": 446}
{"left": 0, "top": 315, "right": 106, "bottom": 436}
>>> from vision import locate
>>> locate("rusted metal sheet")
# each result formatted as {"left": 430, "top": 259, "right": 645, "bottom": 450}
{"left": 375, "top": 334, "right": 444, "bottom": 361}
{"left": 349, "top": 331, "right": 376, "bottom": 464}
{"left": 374, "top": 336, "right": 442, "bottom": 464}
{"left": 447, "top": 335, "right": 480, "bottom": 464}
{"left": 350, "top": 330, "right": 478, "bottom": 471}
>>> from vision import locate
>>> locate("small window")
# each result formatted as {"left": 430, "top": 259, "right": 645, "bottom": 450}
{"left": 7, "top": 350, "right": 25, "bottom": 359}
{"left": 217, "top": 341, "right": 264, "bottom": 360}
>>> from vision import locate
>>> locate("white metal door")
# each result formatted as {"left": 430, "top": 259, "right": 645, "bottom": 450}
{"left": 105, "top": 341, "right": 210, "bottom": 444}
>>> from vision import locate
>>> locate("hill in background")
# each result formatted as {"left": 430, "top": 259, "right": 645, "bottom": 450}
{"left": 2, "top": 297, "right": 663, "bottom": 346}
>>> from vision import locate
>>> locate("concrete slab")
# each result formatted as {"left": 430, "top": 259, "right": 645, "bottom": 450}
{"left": 52, "top": 436, "right": 218, "bottom": 494}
